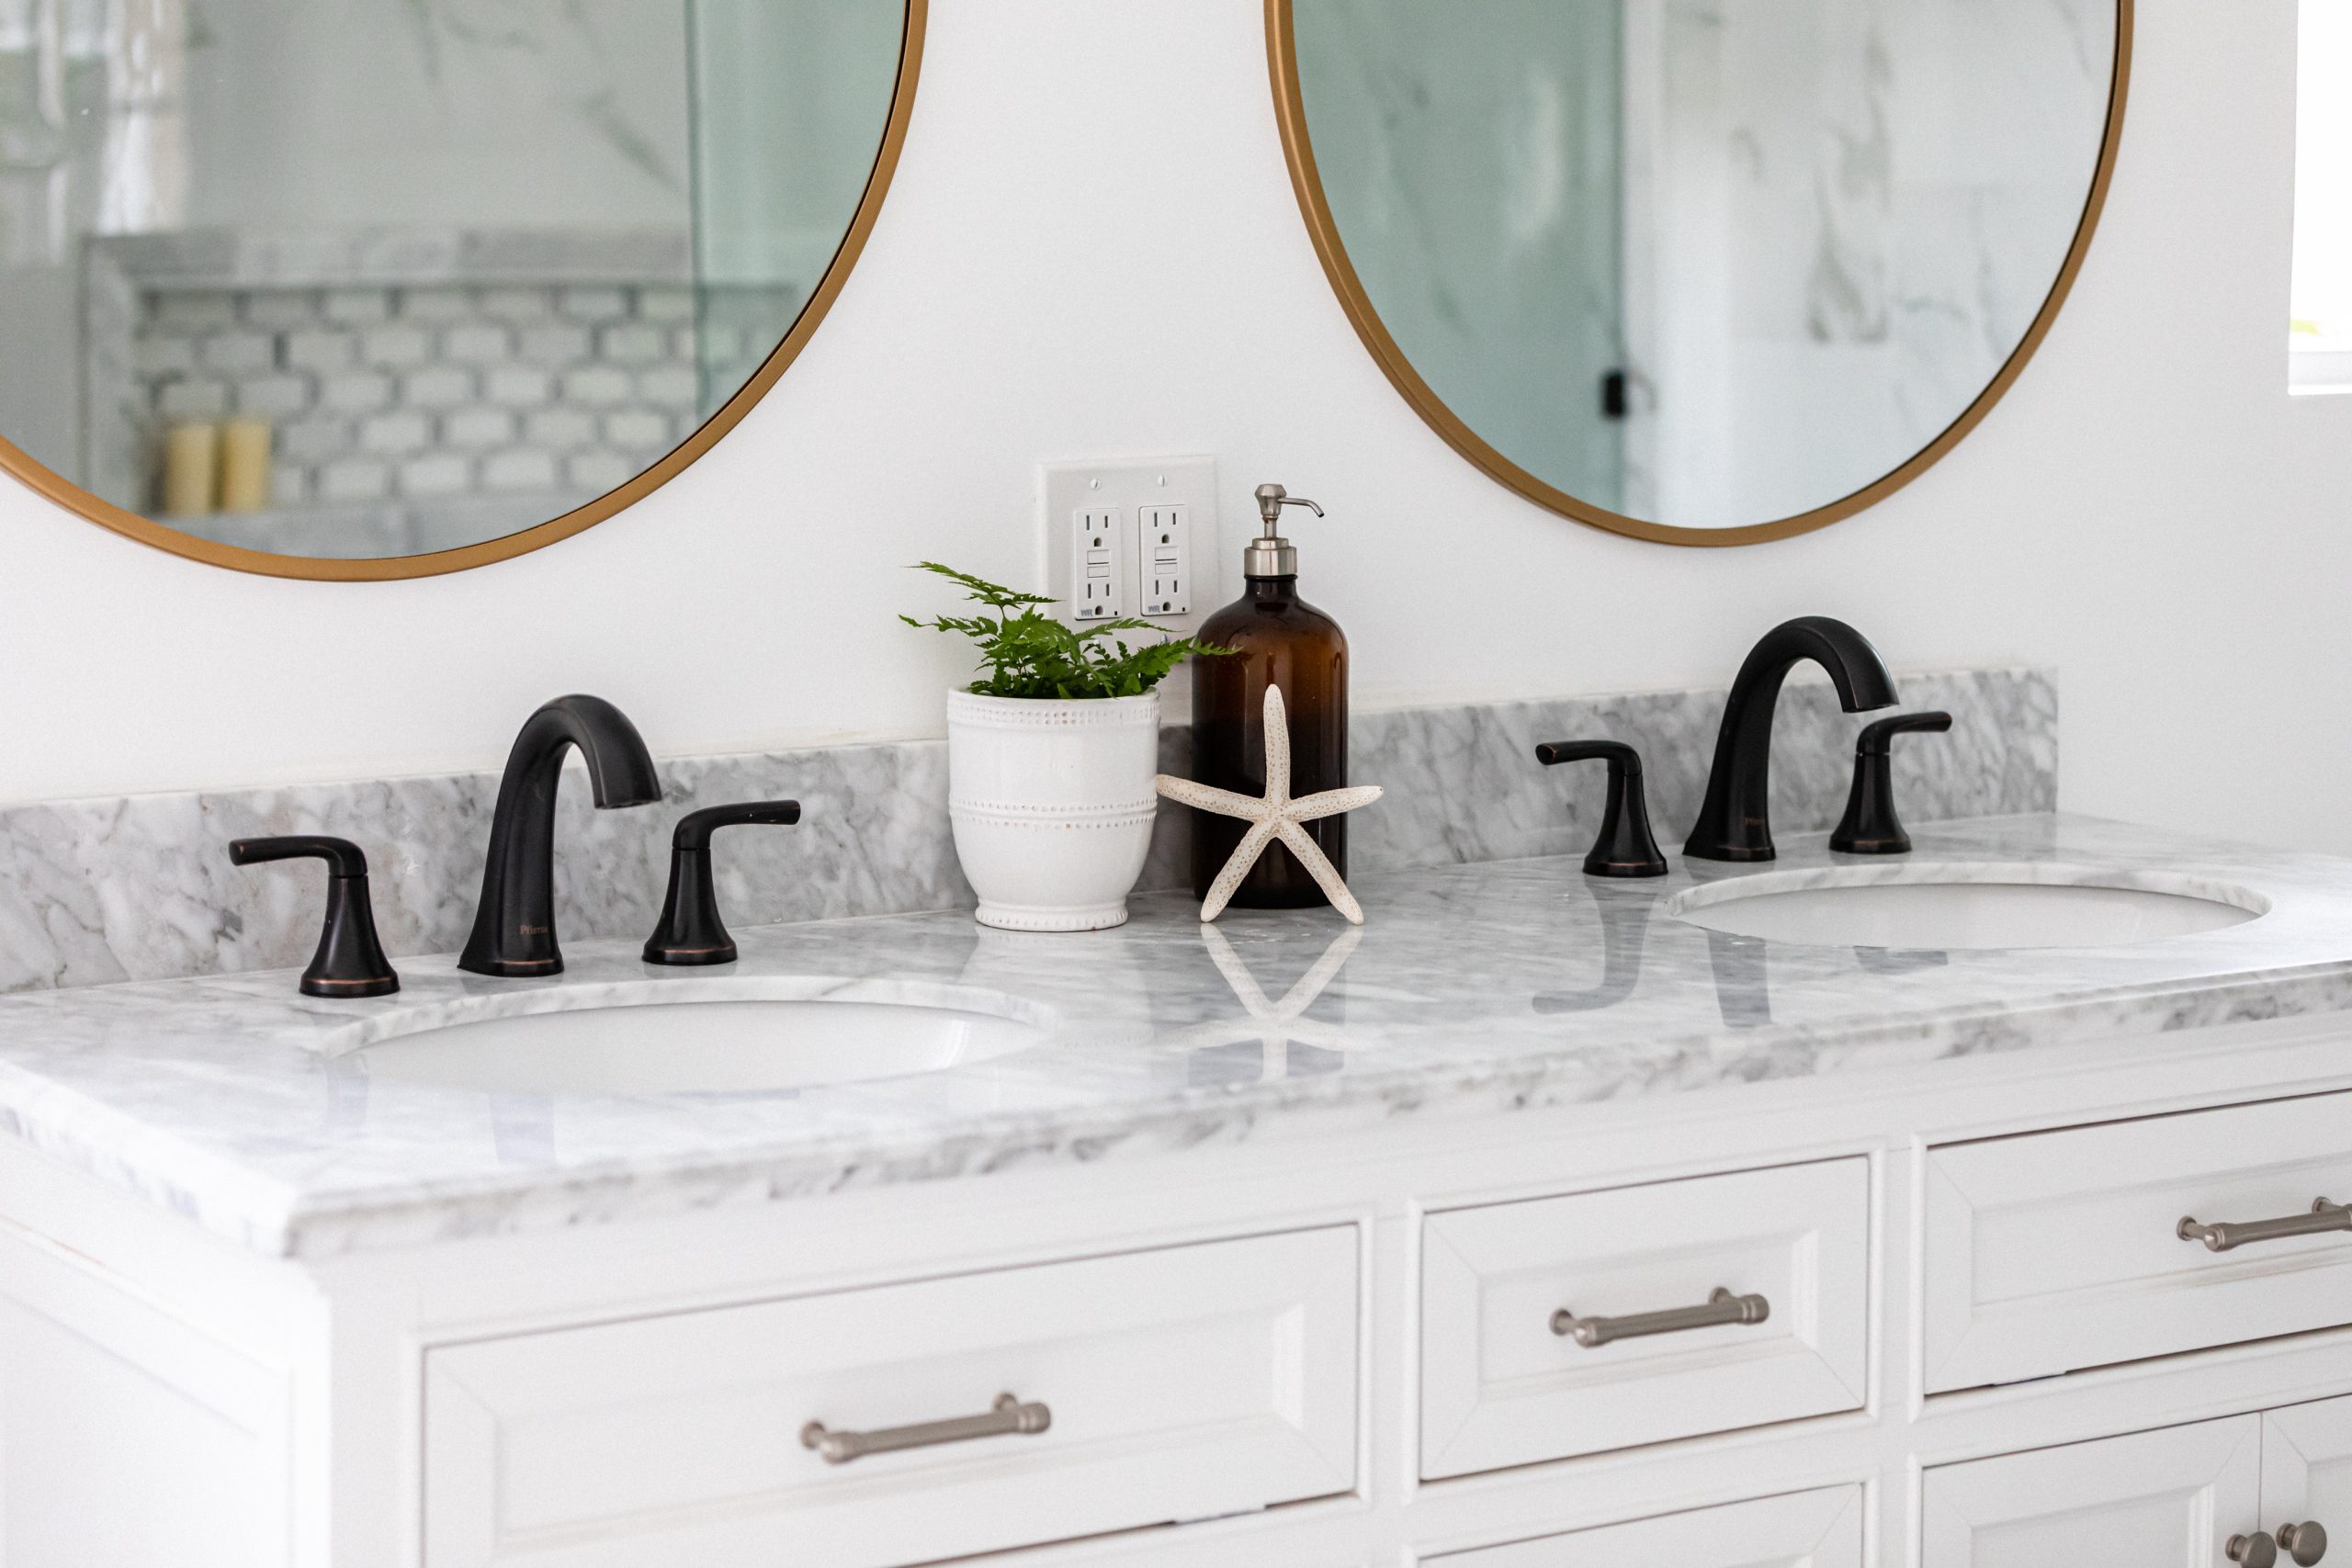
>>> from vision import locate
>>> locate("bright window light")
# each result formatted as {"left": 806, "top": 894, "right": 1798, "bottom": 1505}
{"left": 2294, "top": 0, "right": 2352, "bottom": 391}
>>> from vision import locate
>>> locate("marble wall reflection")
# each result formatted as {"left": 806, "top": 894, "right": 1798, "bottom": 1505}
{"left": 0, "top": 667, "right": 2053, "bottom": 994}
{"left": 1626, "top": 0, "right": 2116, "bottom": 526}
{"left": 1292, "top": 0, "right": 2116, "bottom": 530}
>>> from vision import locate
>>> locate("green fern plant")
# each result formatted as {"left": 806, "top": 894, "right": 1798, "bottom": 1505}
{"left": 900, "top": 562, "right": 1229, "bottom": 700}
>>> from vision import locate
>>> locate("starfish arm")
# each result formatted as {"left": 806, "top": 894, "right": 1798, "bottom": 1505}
{"left": 1198, "top": 924, "right": 1277, "bottom": 1014}
{"left": 1273, "top": 923, "right": 1365, "bottom": 1014}
{"left": 1200, "top": 818, "right": 1280, "bottom": 922}
{"left": 1277, "top": 820, "right": 1365, "bottom": 924}
{"left": 1288, "top": 784, "right": 1385, "bottom": 823}
{"left": 1155, "top": 775, "right": 1273, "bottom": 819}
{"left": 1261, "top": 685, "right": 1292, "bottom": 809}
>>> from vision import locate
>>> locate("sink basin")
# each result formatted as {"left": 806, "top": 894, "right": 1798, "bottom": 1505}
{"left": 348, "top": 988, "right": 1046, "bottom": 1096}
{"left": 1667, "top": 866, "right": 2266, "bottom": 951}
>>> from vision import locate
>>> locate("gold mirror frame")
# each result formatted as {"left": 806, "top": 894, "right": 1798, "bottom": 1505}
{"left": 1266, "top": 0, "right": 2132, "bottom": 547}
{"left": 0, "top": 1, "right": 927, "bottom": 581}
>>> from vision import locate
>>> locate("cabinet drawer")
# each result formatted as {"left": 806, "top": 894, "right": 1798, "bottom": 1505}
{"left": 423, "top": 1226, "right": 1358, "bottom": 1568}
{"left": 1431, "top": 1484, "right": 1862, "bottom": 1566}
{"left": 1923, "top": 1091, "right": 2352, "bottom": 1393}
{"left": 1420, "top": 1158, "right": 1869, "bottom": 1479}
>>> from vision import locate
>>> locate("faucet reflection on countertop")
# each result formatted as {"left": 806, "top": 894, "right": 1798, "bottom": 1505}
{"left": 1532, "top": 890, "right": 1656, "bottom": 1015}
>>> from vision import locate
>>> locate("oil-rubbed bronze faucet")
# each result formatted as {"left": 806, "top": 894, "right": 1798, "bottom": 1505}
{"left": 642, "top": 800, "right": 802, "bottom": 965}
{"left": 1685, "top": 617, "right": 1897, "bottom": 863}
{"left": 228, "top": 836, "right": 400, "bottom": 998}
{"left": 459, "top": 694, "right": 662, "bottom": 977}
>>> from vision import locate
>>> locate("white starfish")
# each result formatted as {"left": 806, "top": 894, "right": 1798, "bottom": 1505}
{"left": 1154, "top": 684, "right": 1384, "bottom": 924}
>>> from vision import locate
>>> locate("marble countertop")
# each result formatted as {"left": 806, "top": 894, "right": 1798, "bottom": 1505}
{"left": 5, "top": 812, "right": 2351, "bottom": 1260}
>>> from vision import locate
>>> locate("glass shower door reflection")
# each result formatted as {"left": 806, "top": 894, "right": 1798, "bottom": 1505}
{"left": 1290, "top": 0, "right": 1627, "bottom": 513}
{"left": 685, "top": 0, "right": 905, "bottom": 423}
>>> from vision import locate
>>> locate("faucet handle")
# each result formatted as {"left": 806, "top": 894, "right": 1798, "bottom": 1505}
{"left": 643, "top": 801, "right": 802, "bottom": 966}
{"left": 229, "top": 837, "right": 400, "bottom": 998}
{"left": 1534, "top": 740, "right": 1668, "bottom": 878}
{"left": 1830, "top": 711, "right": 1951, "bottom": 855}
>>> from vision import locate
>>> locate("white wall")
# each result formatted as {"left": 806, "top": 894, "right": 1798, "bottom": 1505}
{"left": 0, "top": 0, "right": 2344, "bottom": 856}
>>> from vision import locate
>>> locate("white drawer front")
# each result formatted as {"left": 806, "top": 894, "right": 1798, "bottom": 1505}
{"left": 1432, "top": 1484, "right": 1863, "bottom": 1566}
{"left": 424, "top": 1226, "right": 1359, "bottom": 1568}
{"left": 1923, "top": 1091, "right": 2352, "bottom": 1393}
{"left": 1420, "top": 1158, "right": 1869, "bottom": 1479}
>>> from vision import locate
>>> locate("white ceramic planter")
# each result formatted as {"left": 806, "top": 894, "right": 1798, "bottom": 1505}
{"left": 946, "top": 690, "right": 1161, "bottom": 931}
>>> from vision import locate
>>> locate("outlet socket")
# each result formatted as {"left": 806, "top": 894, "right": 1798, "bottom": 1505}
{"left": 1039, "top": 457, "right": 1219, "bottom": 637}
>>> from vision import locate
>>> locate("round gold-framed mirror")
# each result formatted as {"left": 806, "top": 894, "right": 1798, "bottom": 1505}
{"left": 1267, "top": 0, "right": 2131, "bottom": 546}
{"left": 0, "top": 0, "right": 925, "bottom": 581}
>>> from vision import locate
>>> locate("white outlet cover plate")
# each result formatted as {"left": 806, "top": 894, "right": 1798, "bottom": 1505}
{"left": 1038, "top": 456, "right": 1220, "bottom": 636}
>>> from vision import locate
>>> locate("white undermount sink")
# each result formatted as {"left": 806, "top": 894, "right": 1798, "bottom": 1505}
{"left": 1667, "top": 865, "right": 2267, "bottom": 951}
{"left": 347, "top": 987, "right": 1046, "bottom": 1096}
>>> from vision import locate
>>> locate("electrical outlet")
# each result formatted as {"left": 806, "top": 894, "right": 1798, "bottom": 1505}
{"left": 1140, "top": 503, "right": 1191, "bottom": 615}
{"left": 1039, "top": 457, "right": 1218, "bottom": 635}
{"left": 1070, "top": 505, "right": 1126, "bottom": 621}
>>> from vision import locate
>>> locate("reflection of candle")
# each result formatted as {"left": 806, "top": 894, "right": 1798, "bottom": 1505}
{"left": 220, "top": 418, "right": 272, "bottom": 513}
{"left": 163, "top": 422, "right": 219, "bottom": 516}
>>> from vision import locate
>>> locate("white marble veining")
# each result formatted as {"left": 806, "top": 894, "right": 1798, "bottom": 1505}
{"left": 0, "top": 667, "right": 2051, "bottom": 994}
{"left": 2, "top": 811, "right": 2349, "bottom": 1260}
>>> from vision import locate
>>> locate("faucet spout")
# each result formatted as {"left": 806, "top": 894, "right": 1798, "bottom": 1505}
{"left": 459, "top": 694, "right": 662, "bottom": 976}
{"left": 1684, "top": 617, "right": 1896, "bottom": 863}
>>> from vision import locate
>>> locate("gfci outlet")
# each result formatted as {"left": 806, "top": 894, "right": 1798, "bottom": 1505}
{"left": 1039, "top": 457, "right": 1218, "bottom": 636}
{"left": 1070, "top": 506, "right": 1125, "bottom": 621}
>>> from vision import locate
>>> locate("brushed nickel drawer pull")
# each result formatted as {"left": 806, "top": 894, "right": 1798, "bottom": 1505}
{"left": 801, "top": 1393, "right": 1051, "bottom": 1466}
{"left": 1551, "top": 1286, "right": 1770, "bottom": 1348}
{"left": 2278, "top": 1521, "right": 2329, "bottom": 1566}
{"left": 2177, "top": 1199, "right": 2350, "bottom": 1253}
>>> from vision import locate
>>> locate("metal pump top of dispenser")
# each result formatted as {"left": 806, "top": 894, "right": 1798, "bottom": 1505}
{"left": 1245, "top": 482, "right": 1323, "bottom": 578}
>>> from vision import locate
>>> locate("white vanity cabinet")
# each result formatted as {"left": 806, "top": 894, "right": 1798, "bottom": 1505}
{"left": 7, "top": 1011, "right": 2352, "bottom": 1567}
{"left": 1923, "top": 1394, "right": 2352, "bottom": 1568}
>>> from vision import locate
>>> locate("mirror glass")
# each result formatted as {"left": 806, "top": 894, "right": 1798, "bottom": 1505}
{"left": 1282, "top": 0, "right": 2121, "bottom": 539}
{"left": 0, "top": 0, "right": 910, "bottom": 570}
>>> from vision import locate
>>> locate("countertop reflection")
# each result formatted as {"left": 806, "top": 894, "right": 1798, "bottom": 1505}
{"left": 4, "top": 813, "right": 2351, "bottom": 1259}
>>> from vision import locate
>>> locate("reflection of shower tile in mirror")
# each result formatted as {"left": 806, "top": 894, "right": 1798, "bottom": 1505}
{"left": 82, "top": 231, "right": 802, "bottom": 555}
{"left": 1293, "top": 0, "right": 1631, "bottom": 513}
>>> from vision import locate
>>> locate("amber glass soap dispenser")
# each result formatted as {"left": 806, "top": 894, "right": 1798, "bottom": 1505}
{"left": 1191, "top": 482, "right": 1351, "bottom": 908}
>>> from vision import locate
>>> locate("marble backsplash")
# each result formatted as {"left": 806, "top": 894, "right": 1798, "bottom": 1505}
{"left": 0, "top": 667, "right": 2053, "bottom": 993}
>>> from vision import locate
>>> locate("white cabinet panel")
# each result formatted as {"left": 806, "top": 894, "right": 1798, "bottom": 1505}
{"left": 1923, "top": 1416, "right": 2262, "bottom": 1568}
{"left": 0, "top": 1227, "right": 287, "bottom": 1568}
{"left": 1420, "top": 1158, "right": 1868, "bottom": 1478}
{"left": 1432, "top": 1484, "right": 1862, "bottom": 1566}
{"left": 424, "top": 1226, "right": 1358, "bottom": 1568}
{"left": 1924, "top": 1092, "right": 2352, "bottom": 1392}
{"left": 2263, "top": 1394, "right": 2352, "bottom": 1557}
